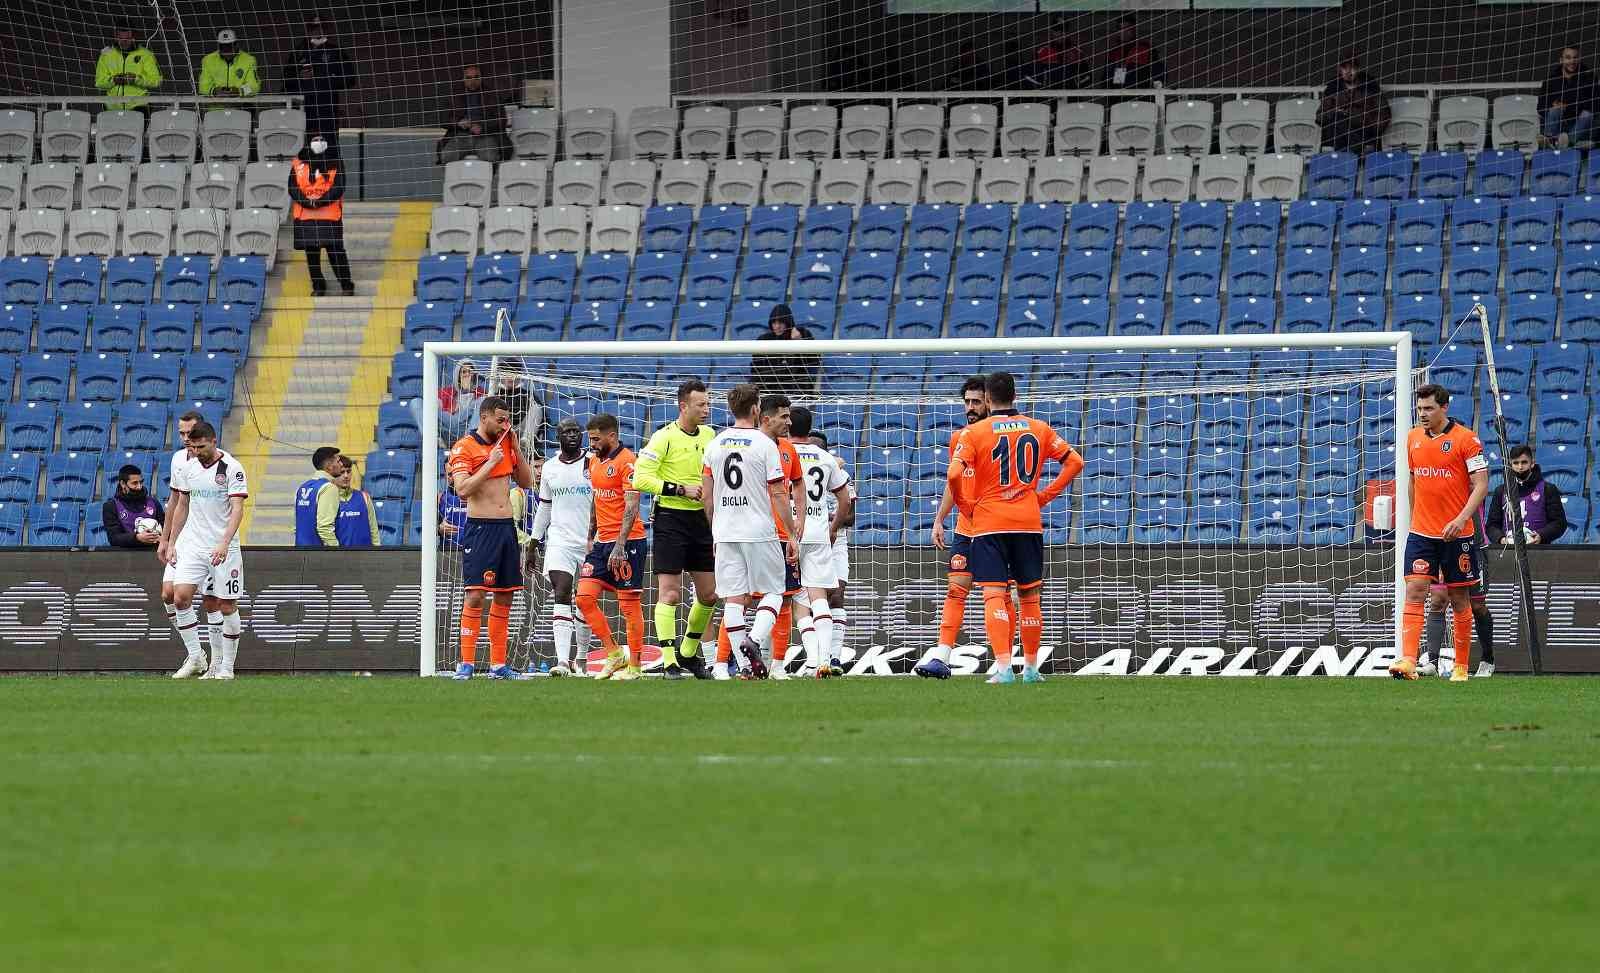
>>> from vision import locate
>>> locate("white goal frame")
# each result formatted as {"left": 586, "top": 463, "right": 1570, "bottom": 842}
{"left": 419, "top": 332, "right": 1413, "bottom": 676}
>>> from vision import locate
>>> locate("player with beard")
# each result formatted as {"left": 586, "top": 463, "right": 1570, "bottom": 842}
{"left": 531, "top": 419, "right": 594, "bottom": 676}
{"left": 916, "top": 376, "right": 990, "bottom": 679}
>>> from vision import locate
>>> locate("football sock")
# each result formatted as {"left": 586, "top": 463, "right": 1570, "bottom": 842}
{"left": 1018, "top": 590, "right": 1043, "bottom": 668}
{"left": 488, "top": 600, "right": 512, "bottom": 668}
{"left": 796, "top": 612, "right": 817, "bottom": 667}
{"left": 938, "top": 580, "right": 969, "bottom": 656}
{"left": 1473, "top": 601, "right": 1495, "bottom": 664}
{"left": 1401, "top": 601, "right": 1424, "bottom": 664}
{"left": 164, "top": 601, "right": 178, "bottom": 631}
{"left": 982, "top": 587, "right": 1013, "bottom": 669}
{"left": 207, "top": 610, "right": 224, "bottom": 660}
{"left": 576, "top": 580, "right": 619, "bottom": 655}
{"left": 831, "top": 606, "right": 847, "bottom": 660}
{"left": 1452, "top": 604, "right": 1473, "bottom": 671}
{"left": 552, "top": 603, "right": 575, "bottom": 667}
{"left": 720, "top": 603, "right": 747, "bottom": 660}
{"left": 1423, "top": 604, "right": 1446, "bottom": 661}
{"left": 458, "top": 602, "right": 481, "bottom": 665}
{"left": 653, "top": 600, "right": 679, "bottom": 665}
{"left": 619, "top": 592, "right": 645, "bottom": 667}
{"left": 680, "top": 599, "right": 715, "bottom": 658}
{"left": 575, "top": 619, "right": 592, "bottom": 664}
{"left": 771, "top": 602, "right": 792, "bottom": 661}
{"left": 810, "top": 600, "right": 832, "bottom": 666}
{"left": 717, "top": 623, "right": 732, "bottom": 664}
{"left": 749, "top": 592, "right": 783, "bottom": 648}
{"left": 221, "top": 611, "right": 241, "bottom": 668}
{"left": 174, "top": 607, "right": 204, "bottom": 658}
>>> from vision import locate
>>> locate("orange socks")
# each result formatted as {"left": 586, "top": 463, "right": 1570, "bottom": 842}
{"left": 982, "top": 586, "right": 1013, "bottom": 667}
{"left": 487, "top": 600, "right": 511, "bottom": 667}
{"left": 1401, "top": 601, "right": 1424, "bottom": 663}
{"left": 717, "top": 621, "right": 732, "bottom": 663}
{"left": 577, "top": 580, "right": 619, "bottom": 655}
{"left": 459, "top": 602, "right": 481, "bottom": 665}
{"left": 939, "top": 580, "right": 970, "bottom": 649}
{"left": 1452, "top": 603, "right": 1473, "bottom": 670}
{"left": 1018, "top": 590, "right": 1042, "bottom": 667}
{"left": 619, "top": 592, "right": 645, "bottom": 666}
{"left": 772, "top": 603, "right": 792, "bottom": 661}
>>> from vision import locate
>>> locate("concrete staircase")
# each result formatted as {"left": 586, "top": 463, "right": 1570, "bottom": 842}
{"left": 223, "top": 201, "right": 431, "bottom": 544}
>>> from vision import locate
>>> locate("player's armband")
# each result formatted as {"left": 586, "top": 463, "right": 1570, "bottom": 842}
{"left": 1465, "top": 454, "right": 1487, "bottom": 473}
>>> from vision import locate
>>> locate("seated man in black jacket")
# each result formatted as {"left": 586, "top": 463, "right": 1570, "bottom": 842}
{"left": 1539, "top": 46, "right": 1596, "bottom": 148}
{"left": 102, "top": 464, "right": 165, "bottom": 549}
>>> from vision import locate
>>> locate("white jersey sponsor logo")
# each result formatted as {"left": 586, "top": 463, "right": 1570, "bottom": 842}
{"left": 537, "top": 455, "right": 592, "bottom": 551}
{"left": 172, "top": 449, "right": 248, "bottom": 552}
{"left": 794, "top": 442, "right": 848, "bottom": 546}
{"left": 702, "top": 427, "right": 783, "bottom": 543}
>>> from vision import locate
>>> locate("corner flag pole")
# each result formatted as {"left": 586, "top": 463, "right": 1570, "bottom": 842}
{"left": 1476, "top": 303, "right": 1543, "bottom": 675}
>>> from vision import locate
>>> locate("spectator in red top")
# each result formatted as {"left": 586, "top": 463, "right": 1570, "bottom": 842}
{"left": 1031, "top": 25, "right": 1090, "bottom": 90}
{"left": 1104, "top": 15, "right": 1164, "bottom": 90}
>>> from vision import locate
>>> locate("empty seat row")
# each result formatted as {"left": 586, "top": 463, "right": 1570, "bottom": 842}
{"left": 0, "top": 208, "right": 280, "bottom": 260}
{"left": 0, "top": 351, "right": 236, "bottom": 408}
{"left": 0, "top": 161, "right": 291, "bottom": 215}
{"left": 0, "top": 301, "right": 253, "bottom": 354}
{"left": 1, "top": 255, "right": 266, "bottom": 308}
{"left": 0, "top": 398, "right": 212, "bottom": 453}
{"left": 0, "top": 107, "right": 304, "bottom": 166}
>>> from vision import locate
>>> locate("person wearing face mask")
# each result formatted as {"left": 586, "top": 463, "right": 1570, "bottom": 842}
{"left": 94, "top": 25, "right": 163, "bottom": 112}
{"left": 102, "top": 464, "right": 166, "bottom": 548}
{"left": 288, "top": 134, "right": 355, "bottom": 296}
{"left": 285, "top": 17, "right": 354, "bottom": 144}
{"left": 199, "top": 29, "right": 260, "bottom": 107}
{"left": 437, "top": 65, "right": 506, "bottom": 164}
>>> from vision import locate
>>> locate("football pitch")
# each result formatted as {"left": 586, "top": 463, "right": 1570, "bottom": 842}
{"left": 4, "top": 676, "right": 1598, "bottom": 972}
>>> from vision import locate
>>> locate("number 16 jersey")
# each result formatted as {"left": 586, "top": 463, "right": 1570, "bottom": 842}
{"left": 950, "top": 409, "right": 1072, "bottom": 536}
{"left": 701, "top": 426, "right": 784, "bottom": 543}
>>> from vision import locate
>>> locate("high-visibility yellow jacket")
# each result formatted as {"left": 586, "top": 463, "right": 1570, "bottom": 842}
{"left": 94, "top": 45, "right": 163, "bottom": 110}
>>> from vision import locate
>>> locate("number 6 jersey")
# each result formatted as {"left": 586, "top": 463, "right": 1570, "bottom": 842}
{"left": 949, "top": 409, "right": 1073, "bottom": 536}
{"left": 701, "top": 426, "right": 784, "bottom": 543}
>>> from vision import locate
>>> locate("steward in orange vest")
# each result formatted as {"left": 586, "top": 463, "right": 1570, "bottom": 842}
{"left": 287, "top": 135, "right": 355, "bottom": 296}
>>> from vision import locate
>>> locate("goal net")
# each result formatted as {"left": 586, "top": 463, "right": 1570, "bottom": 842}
{"left": 422, "top": 334, "right": 1413, "bottom": 678}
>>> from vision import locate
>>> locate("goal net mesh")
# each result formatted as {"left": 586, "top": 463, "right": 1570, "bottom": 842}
{"left": 428, "top": 340, "right": 1408, "bottom": 677}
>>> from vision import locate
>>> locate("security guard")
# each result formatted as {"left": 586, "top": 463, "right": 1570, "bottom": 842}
{"left": 288, "top": 134, "right": 355, "bottom": 296}
{"left": 198, "top": 30, "right": 260, "bottom": 105}
{"left": 94, "top": 25, "right": 163, "bottom": 111}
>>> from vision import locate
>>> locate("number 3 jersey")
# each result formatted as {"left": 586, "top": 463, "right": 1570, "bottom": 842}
{"left": 949, "top": 410, "right": 1072, "bottom": 536}
{"left": 170, "top": 449, "right": 249, "bottom": 552}
{"left": 701, "top": 426, "right": 784, "bottom": 543}
{"left": 794, "top": 441, "right": 849, "bottom": 546}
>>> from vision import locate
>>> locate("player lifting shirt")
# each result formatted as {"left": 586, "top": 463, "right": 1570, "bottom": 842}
{"left": 581, "top": 413, "right": 649, "bottom": 681}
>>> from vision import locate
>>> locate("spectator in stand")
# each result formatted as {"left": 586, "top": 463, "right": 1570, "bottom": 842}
{"left": 1317, "top": 54, "right": 1388, "bottom": 154}
{"left": 288, "top": 133, "right": 355, "bottom": 296}
{"left": 437, "top": 65, "right": 506, "bottom": 164}
{"left": 439, "top": 361, "right": 487, "bottom": 435}
{"left": 285, "top": 16, "right": 354, "bottom": 145}
{"left": 752, "top": 302, "right": 819, "bottom": 397}
{"left": 102, "top": 465, "right": 164, "bottom": 548}
{"left": 1539, "top": 46, "right": 1595, "bottom": 148}
{"left": 1485, "top": 445, "right": 1569, "bottom": 545}
{"left": 329, "top": 456, "right": 381, "bottom": 547}
{"left": 199, "top": 30, "right": 260, "bottom": 107}
{"left": 95, "top": 25, "right": 163, "bottom": 112}
{"left": 1031, "top": 24, "right": 1090, "bottom": 90}
{"left": 1104, "top": 15, "right": 1164, "bottom": 90}
{"left": 491, "top": 366, "right": 544, "bottom": 447}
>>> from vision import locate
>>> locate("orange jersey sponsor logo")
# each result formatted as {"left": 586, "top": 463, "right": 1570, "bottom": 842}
{"left": 772, "top": 436, "right": 804, "bottom": 541}
{"left": 948, "top": 427, "right": 975, "bottom": 536}
{"left": 446, "top": 431, "right": 518, "bottom": 484}
{"left": 589, "top": 448, "right": 646, "bottom": 543}
{"left": 1407, "top": 420, "right": 1485, "bottom": 538}
{"left": 950, "top": 411, "right": 1072, "bottom": 535}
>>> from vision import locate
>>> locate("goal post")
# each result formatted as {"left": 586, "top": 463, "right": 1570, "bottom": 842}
{"left": 420, "top": 332, "right": 1413, "bottom": 678}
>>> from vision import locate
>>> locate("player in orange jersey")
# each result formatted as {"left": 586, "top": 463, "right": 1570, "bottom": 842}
{"left": 916, "top": 375, "right": 990, "bottom": 679}
{"left": 580, "top": 413, "right": 649, "bottom": 681}
{"left": 1390, "top": 383, "right": 1489, "bottom": 682}
{"left": 947, "top": 371, "right": 1083, "bottom": 684}
{"left": 446, "top": 395, "right": 536, "bottom": 680}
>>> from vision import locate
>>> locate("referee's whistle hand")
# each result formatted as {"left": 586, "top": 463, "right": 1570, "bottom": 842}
{"left": 679, "top": 482, "right": 703, "bottom": 500}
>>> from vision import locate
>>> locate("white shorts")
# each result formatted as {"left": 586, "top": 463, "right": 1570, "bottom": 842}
{"left": 715, "top": 540, "right": 785, "bottom": 599}
{"left": 544, "top": 543, "right": 585, "bottom": 579}
{"left": 163, "top": 556, "right": 214, "bottom": 594}
{"left": 799, "top": 542, "right": 838, "bottom": 591}
{"left": 172, "top": 544, "right": 244, "bottom": 601}
{"left": 831, "top": 536, "right": 850, "bottom": 583}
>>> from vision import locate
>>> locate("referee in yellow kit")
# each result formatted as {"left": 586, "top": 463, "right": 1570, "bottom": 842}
{"left": 620, "top": 378, "right": 719, "bottom": 679}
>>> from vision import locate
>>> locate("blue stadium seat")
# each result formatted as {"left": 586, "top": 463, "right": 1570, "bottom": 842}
{"left": 625, "top": 251, "right": 682, "bottom": 305}
{"left": 1393, "top": 246, "right": 1443, "bottom": 296}
{"left": 52, "top": 255, "right": 103, "bottom": 305}
{"left": 839, "top": 299, "right": 890, "bottom": 339}
{"left": 19, "top": 353, "right": 69, "bottom": 402}
{"left": 844, "top": 249, "right": 895, "bottom": 302}
{"left": 459, "top": 301, "right": 510, "bottom": 342}
{"left": 685, "top": 252, "right": 735, "bottom": 302}
{"left": 60, "top": 400, "right": 113, "bottom": 452}
{"left": 954, "top": 248, "right": 1004, "bottom": 300}
{"left": 27, "top": 501, "right": 80, "bottom": 547}
{"left": 1506, "top": 196, "right": 1560, "bottom": 246}
{"left": 1231, "top": 200, "right": 1281, "bottom": 248}
{"left": 1172, "top": 248, "right": 1221, "bottom": 298}
{"left": 1172, "top": 296, "right": 1221, "bottom": 334}
{"left": 0, "top": 501, "right": 24, "bottom": 542}
{"left": 1561, "top": 243, "right": 1600, "bottom": 295}
{"left": 1225, "top": 246, "right": 1275, "bottom": 297}
{"left": 1189, "top": 497, "right": 1241, "bottom": 542}
{"left": 908, "top": 204, "right": 959, "bottom": 252}
{"left": 99, "top": 450, "right": 157, "bottom": 496}
{"left": 1057, "top": 297, "right": 1108, "bottom": 338}
{"left": 74, "top": 353, "right": 126, "bottom": 402}
{"left": 1537, "top": 391, "right": 1589, "bottom": 446}
{"left": 578, "top": 252, "right": 629, "bottom": 302}
{"left": 1448, "top": 295, "right": 1498, "bottom": 347}
{"left": 1428, "top": 342, "right": 1478, "bottom": 394}
{"left": 1016, "top": 202, "right": 1067, "bottom": 251}
{"left": 897, "top": 250, "right": 950, "bottom": 301}
{"left": 3, "top": 401, "right": 54, "bottom": 451}
{"left": 217, "top": 256, "right": 267, "bottom": 309}
{"left": 526, "top": 252, "right": 577, "bottom": 303}
{"left": 1176, "top": 201, "right": 1226, "bottom": 250}
{"left": 1302, "top": 498, "right": 1356, "bottom": 544}
{"left": 1079, "top": 491, "right": 1130, "bottom": 544}
{"left": 1362, "top": 151, "right": 1413, "bottom": 199}
{"left": 852, "top": 498, "right": 906, "bottom": 547}
{"left": 363, "top": 449, "right": 418, "bottom": 503}
{"left": 735, "top": 250, "right": 789, "bottom": 302}
{"left": 1085, "top": 399, "right": 1138, "bottom": 445}
{"left": 1531, "top": 149, "right": 1581, "bottom": 196}
{"left": 675, "top": 299, "right": 727, "bottom": 341}
{"left": 1337, "top": 246, "right": 1388, "bottom": 297}
{"left": 44, "top": 450, "right": 97, "bottom": 502}
{"left": 1061, "top": 249, "right": 1112, "bottom": 299}
{"left": 794, "top": 251, "right": 843, "bottom": 301}
{"left": 1419, "top": 152, "right": 1468, "bottom": 197}
{"left": 749, "top": 204, "right": 798, "bottom": 253}
{"left": 144, "top": 304, "right": 195, "bottom": 354}
{"left": 0, "top": 256, "right": 49, "bottom": 304}
{"left": 946, "top": 298, "right": 998, "bottom": 338}
{"left": 793, "top": 298, "right": 836, "bottom": 337}
{"left": 1286, "top": 200, "right": 1339, "bottom": 248}
{"left": 1395, "top": 198, "right": 1446, "bottom": 247}
{"left": 106, "top": 256, "right": 157, "bottom": 304}
{"left": 823, "top": 358, "right": 873, "bottom": 396}
{"left": 390, "top": 351, "right": 423, "bottom": 400}
{"left": 1117, "top": 248, "right": 1168, "bottom": 300}
{"left": 1338, "top": 199, "right": 1391, "bottom": 247}
{"left": 0, "top": 304, "right": 31, "bottom": 353}
{"left": 1450, "top": 197, "right": 1502, "bottom": 247}
{"left": 695, "top": 205, "right": 747, "bottom": 255}
{"left": 376, "top": 400, "right": 420, "bottom": 451}
{"left": 1308, "top": 152, "right": 1358, "bottom": 200}
{"left": 1145, "top": 352, "right": 1199, "bottom": 386}
{"left": 90, "top": 303, "right": 141, "bottom": 353}
{"left": 1480, "top": 391, "right": 1530, "bottom": 442}
{"left": 730, "top": 300, "right": 780, "bottom": 339}
{"left": 1005, "top": 298, "right": 1056, "bottom": 338}
{"left": 962, "top": 203, "right": 1014, "bottom": 250}
{"left": 1474, "top": 150, "right": 1526, "bottom": 198}
{"left": 1491, "top": 343, "right": 1537, "bottom": 392}
{"left": 1225, "top": 296, "right": 1276, "bottom": 336}
{"left": 1067, "top": 202, "right": 1118, "bottom": 250}
{"left": 1447, "top": 245, "right": 1500, "bottom": 300}
{"left": 1123, "top": 201, "right": 1172, "bottom": 250}
{"left": 199, "top": 302, "right": 250, "bottom": 354}
{"left": 185, "top": 352, "right": 236, "bottom": 409}
{"left": 114, "top": 401, "right": 168, "bottom": 450}
{"left": 568, "top": 300, "right": 621, "bottom": 341}
{"left": 0, "top": 451, "right": 42, "bottom": 502}
{"left": 470, "top": 253, "right": 521, "bottom": 305}
{"left": 641, "top": 205, "right": 692, "bottom": 252}
{"left": 873, "top": 356, "right": 927, "bottom": 390}
{"left": 372, "top": 500, "right": 407, "bottom": 545}
{"left": 417, "top": 253, "right": 468, "bottom": 304}
{"left": 1393, "top": 294, "right": 1444, "bottom": 349}
{"left": 1283, "top": 247, "right": 1332, "bottom": 298}
{"left": 159, "top": 254, "right": 210, "bottom": 305}
{"left": 1008, "top": 249, "right": 1059, "bottom": 299}
{"left": 621, "top": 300, "right": 674, "bottom": 340}
{"left": 1114, "top": 297, "right": 1164, "bottom": 336}
{"left": 1135, "top": 445, "right": 1189, "bottom": 495}
{"left": 36, "top": 304, "right": 88, "bottom": 353}
{"left": 800, "top": 204, "right": 852, "bottom": 253}
{"left": 884, "top": 298, "right": 934, "bottom": 338}
{"left": 1281, "top": 296, "right": 1332, "bottom": 333}
{"left": 1561, "top": 195, "right": 1600, "bottom": 245}
{"left": 855, "top": 204, "right": 906, "bottom": 251}
{"left": 1249, "top": 446, "right": 1302, "bottom": 499}
{"left": 1141, "top": 396, "right": 1194, "bottom": 448}
{"left": 82, "top": 501, "right": 108, "bottom": 546}
{"left": 1333, "top": 294, "right": 1384, "bottom": 333}
{"left": 129, "top": 353, "right": 182, "bottom": 401}
{"left": 1537, "top": 445, "right": 1584, "bottom": 498}
{"left": 1131, "top": 495, "right": 1185, "bottom": 543}
{"left": 402, "top": 302, "right": 455, "bottom": 350}
{"left": 1507, "top": 245, "right": 1555, "bottom": 295}
{"left": 1564, "top": 291, "right": 1600, "bottom": 341}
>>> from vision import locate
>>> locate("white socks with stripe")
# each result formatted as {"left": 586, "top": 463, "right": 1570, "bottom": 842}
{"left": 173, "top": 607, "right": 204, "bottom": 659}
{"left": 748, "top": 592, "right": 783, "bottom": 648}
{"left": 552, "top": 603, "right": 575, "bottom": 667}
{"left": 809, "top": 599, "right": 833, "bottom": 666}
{"left": 221, "top": 612, "right": 241, "bottom": 670}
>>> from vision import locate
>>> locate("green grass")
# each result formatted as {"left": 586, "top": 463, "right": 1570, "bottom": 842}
{"left": 4, "top": 676, "right": 1599, "bottom": 972}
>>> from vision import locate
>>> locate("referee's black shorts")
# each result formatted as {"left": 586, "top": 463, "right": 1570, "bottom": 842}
{"left": 652, "top": 506, "right": 715, "bottom": 575}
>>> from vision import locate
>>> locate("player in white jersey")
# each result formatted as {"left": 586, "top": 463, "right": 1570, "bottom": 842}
{"left": 531, "top": 418, "right": 594, "bottom": 676}
{"left": 808, "top": 431, "right": 856, "bottom": 673}
{"left": 788, "top": 407, "right": 853, "bottom": 678}
{"left": 160, "top": 409, "right": 224, "bottom": 679}
{"left": 700, "top": 383, "right": 800, "bottom": 679}
{"left": 160, "top": 420, "right": 248, "bottom": 680}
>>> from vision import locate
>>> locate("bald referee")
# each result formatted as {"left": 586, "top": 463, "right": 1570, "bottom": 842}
{"left": 624, "top": 378, "right": 718, "bottom": 679}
